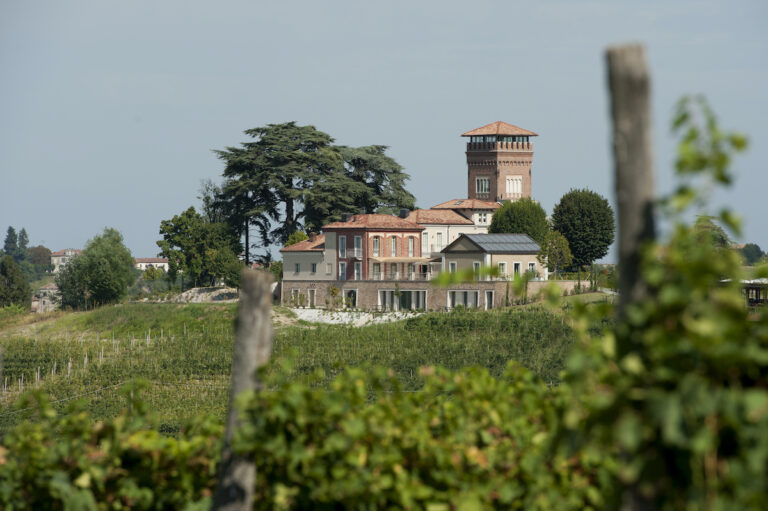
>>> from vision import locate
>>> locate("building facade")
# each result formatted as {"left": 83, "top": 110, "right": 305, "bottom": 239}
{"left": 463, "top": 121, "right": 537, "bottom": 202}
{"left": 51, "top": 249, "right": 81, "bottom": 273}
{"left": 134, "top": 258, "right": 170, "bottom": 272}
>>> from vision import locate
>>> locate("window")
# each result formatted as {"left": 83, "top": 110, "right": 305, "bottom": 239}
{"left": 473, "top": 261, "right": 481, "bottom": 274}
{"left": 391, "top": 237, "right": 397, "bottom": 256}
{"left": 478, "top": 212, "right": 488, "bottom": 224}
{"left": 373, "top": 262, "right": 381, "bottom": 280}
{"left": 373, "top": 236, "right": 380, "bottom": 257}
{"left": 449, "top": 261, "right": 457, "bottom": 273}
{"left": 514, "top": 262, "right": 521, "bottom": 275}
{"left": 505, "top": 176, "right": 522, "bottom": 196}
{"left": 326, "top": 263, "right": 332, "bottom": 275}
{"left": 422, "top": 234, "right": 428, "bottom": 254}
{"left": 485, "top": 291, "right": 494, "bottom": 310}
{"left": 354, "top": 236, "right": 362, "bottom": 257}
{"left": 528, "top": 262, "right": 536, "bottom": 276}
{"left": 391, "top": 263, "right": 398, "bottom": 279}
{"left": 476, "top": 177, "right": 490, "bottom": 194}
{"left": 339, "top": 262, "right": 347, "bottom": 281}
{"left": 294, "top": 263, "right": 300, "bottom": 274}
{"left": 339, "top": 236, "right": 347, "bottom": 258}
{"left": 408, "top": 263, "right": 415, "bottom": 279}
{"left": 498, "top": 262, "right": 507, "bottom": 276}
{"left": 448, "top": 290, "right": 479, "bottom": 308}
{"left": 408, "top": 237, "right": 415, "bottom": 257}
{"left": 436, "top": 232, "right": 443, "bottom": 251}
{"left": 311, "top": 263, "right": 317, "bottom": 274}
{"left": 354, "top": 262, "right": 362, "bottom": 281}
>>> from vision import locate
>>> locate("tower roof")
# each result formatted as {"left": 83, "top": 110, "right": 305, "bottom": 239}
{"left": 461, "top": 121, "right": 538, "bottom": 137}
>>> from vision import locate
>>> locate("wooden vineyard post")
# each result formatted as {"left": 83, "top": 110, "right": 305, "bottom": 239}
{"left": 607, "top": 44, "right": 656, "bottom": 313}
{"left": 212, "top": 269, "right": 274, "bottom": 511}
{"left": 606, "top": 44, "right": 656, "bottom": 511}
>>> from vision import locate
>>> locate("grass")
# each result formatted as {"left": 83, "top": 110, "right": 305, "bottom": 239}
{"left": 0, "top": 300, "right": 591, "bottom": 433}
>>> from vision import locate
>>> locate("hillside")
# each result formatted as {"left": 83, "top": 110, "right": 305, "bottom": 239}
{"left": 0, "top": 301, "right": 583, "bottom": 433}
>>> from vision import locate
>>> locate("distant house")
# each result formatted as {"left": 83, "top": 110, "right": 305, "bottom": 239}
{"left": 441, "top": 233, "right": 545, "bottom": 309}
{"left": 51, "top": 249, "right": 81, "bottom": 273}
{"left": 31, "top": 282, "right": 59, "bottom": 313}
{"left": 442, "top": 233, "right": 544, "bottom": 280}
{"left": 134, "top": 258, "right": 169, "bottom": 272}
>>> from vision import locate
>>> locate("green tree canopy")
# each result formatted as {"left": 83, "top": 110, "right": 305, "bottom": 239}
{"left": 488, "top": 198, "right": 549, "bottom": 245}
{"left": 0, "top": 255, "right": 31, "bottom": 309}
{"left": 3, "top": 227, "right": 18, "bottom": 259}
{"left": 157, "top": 207, "right": 242, "bottom": 288}
{"left": 693, "top": 215, "right": 731, "bottom": 249}
{"left": 739, "top": 242, "right": 764, "bottom": 265}
{"left": 537, "top": 230, "right": 573, "bottom": 277}
{"left": 551, "top": 189, "right": 615, "bottom": 268}
{"left": 216, "top": 122, "right": 415, "bottom": 247}
{"left": 27, "top": 245, "right": 51, "bottom": 267}
{"left": 17, "top": 228, "right": 29, "bottom": 258}
{"left": 285, "top": 231, "right": 309, "bottom": 247}
{"left": 55, "top": 228, "right": 135, "bottom": 309}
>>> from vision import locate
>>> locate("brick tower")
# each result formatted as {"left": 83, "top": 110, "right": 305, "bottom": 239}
{"left": 462, "top": 121, "right": 538, "bottom": 202}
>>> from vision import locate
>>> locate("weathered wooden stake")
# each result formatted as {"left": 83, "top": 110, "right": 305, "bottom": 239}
{"left": 607, "top": 43, "right": 656, "bottom": 511}
{"left": 211, "top": 269, "right": 274, "bottom": 511}
{"left": 607, "top": 44, "right": 656, "bottom": 313}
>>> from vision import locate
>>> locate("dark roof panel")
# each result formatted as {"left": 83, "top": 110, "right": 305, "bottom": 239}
{"left": 463, "top": 233, "right": 540, "bottom": 254}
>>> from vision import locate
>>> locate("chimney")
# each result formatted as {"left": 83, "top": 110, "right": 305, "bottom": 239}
{"left": 399, "top": 208, "right": 409, "bottom": 219}
{"left": 309, "top": 232, "right": 317, "bottom": 242}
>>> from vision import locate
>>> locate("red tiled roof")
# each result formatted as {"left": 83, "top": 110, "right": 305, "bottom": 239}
{"left": 134, "top": 257, "right": 169, "bottom": 264}
{"left": 323, "top": 214, "right": 424, "bottom": 231}
{"left": 51, "top": 249, "right": 81, "bottom": 256}
{"left": 461, "top": 121, "right": 538, "bottom": 137}
{"left": 431, "top": 199, "right": 501, "bottom": 210}
{"left": 280, "top": 234, "right": 326, "bottom": 252}
{"left": 406, "top": 209, "right": 474, "bottom": 225}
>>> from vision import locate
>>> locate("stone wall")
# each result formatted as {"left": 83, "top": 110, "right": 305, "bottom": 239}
{"left": 282, "top": 279, "right": 582, "bottom": 311}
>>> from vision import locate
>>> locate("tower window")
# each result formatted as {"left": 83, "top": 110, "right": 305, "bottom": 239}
{"left": 476, "top": 177, "right": 490, "bottom": 194}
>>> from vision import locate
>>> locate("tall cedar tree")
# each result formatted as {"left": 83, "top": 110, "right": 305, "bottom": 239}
{"left": 488, "top": 198, "right": 549, "bottom": 245}
{"left": 551, "top": 189, "right": 615, "bottom": 268}
{"left": 0, "top": 255, "right": 31, "bottom": 308}
{"left": 216, "top": 123, "right": 415, "bottom": 247}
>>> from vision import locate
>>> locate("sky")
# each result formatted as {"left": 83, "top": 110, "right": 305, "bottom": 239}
{"left": 1, "top": 0, "right": 766, "bottom": 261}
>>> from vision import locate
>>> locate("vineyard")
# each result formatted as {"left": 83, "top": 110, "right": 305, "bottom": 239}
{"left": 0, "top": 301, "right": 581, "bottom": 433}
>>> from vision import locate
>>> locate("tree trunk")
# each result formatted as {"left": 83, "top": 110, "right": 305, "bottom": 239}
{"left": 211, "top": 269, "right": 274, "bottom": 511}
{"left": 244, "top": 218, "right": 249, "bottom": 267}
